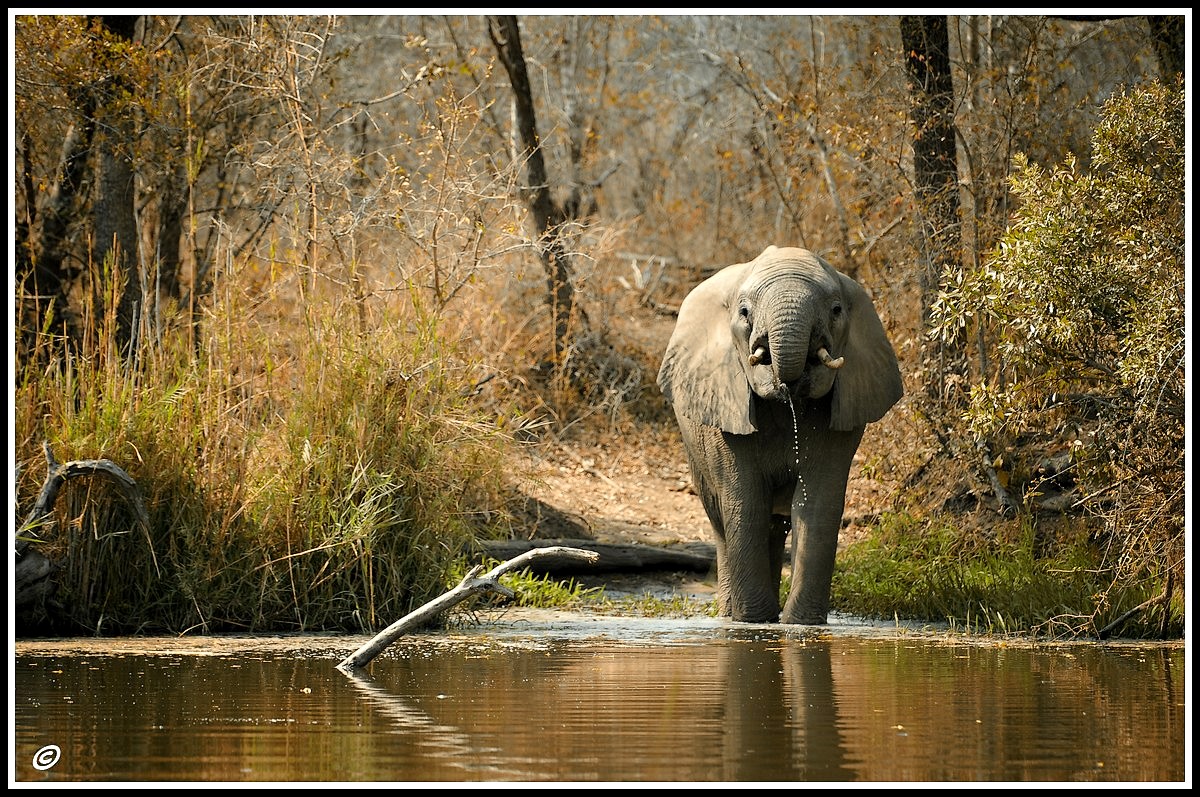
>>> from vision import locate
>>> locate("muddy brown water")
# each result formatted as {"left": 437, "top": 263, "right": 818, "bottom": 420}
{"left": 12, "top": 610, "right": 1186, "bottom": 783}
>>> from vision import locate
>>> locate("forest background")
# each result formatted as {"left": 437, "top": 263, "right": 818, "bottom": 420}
{"left": 10, "top": 14, "right": 1188, "bottom": 639}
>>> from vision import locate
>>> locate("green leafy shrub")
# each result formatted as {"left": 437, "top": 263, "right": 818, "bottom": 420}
{"left": 932, "top": 79, "right": 1184, "bottom": 635}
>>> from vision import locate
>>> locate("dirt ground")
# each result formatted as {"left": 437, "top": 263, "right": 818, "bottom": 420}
{"left": 517, "top": 429, "right": 706, "bottom": 547}
{"left": 514, "top": 424, "right": 890, "bottom": 552}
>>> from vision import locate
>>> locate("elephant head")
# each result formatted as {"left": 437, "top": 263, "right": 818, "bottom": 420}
{"left": 657, "top": 245, "right": 903, "bottom": 436}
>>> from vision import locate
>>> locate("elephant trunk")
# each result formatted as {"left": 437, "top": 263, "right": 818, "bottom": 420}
{"left": 766, "top": 296, "right": 813, "bottom": 393}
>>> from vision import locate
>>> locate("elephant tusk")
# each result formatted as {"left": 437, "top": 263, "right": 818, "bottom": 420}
{"left": 817, "top": 347, "right": 844, "bottom": 369}
{"left": 749, "top": 346, "right": 767, "bottom": 366}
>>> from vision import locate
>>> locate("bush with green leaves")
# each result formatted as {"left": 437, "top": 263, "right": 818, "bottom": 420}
{"left": 934, "top": 79, "right": 1184, "bottom": 635}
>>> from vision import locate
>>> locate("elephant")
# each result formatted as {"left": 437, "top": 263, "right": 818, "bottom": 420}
{"left": 657, "top": 245, "right": 903, "bottom": 624}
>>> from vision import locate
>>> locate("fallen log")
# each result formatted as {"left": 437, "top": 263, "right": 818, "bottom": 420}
{"left": 475, "top": 538, "right": 716, "bottom": 574}
{"left": 337, "top": 546, "right": 601, "bottom": 672}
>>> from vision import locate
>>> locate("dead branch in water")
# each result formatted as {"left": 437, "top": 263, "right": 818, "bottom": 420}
{"left": 1096, "top": 568, "right": 1176, "bottom": 640}
{"left": 337, "top": 546, "right": 600, "bottom": 672}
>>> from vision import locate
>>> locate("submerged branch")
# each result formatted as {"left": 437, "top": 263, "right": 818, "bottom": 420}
{"left": 336, "top": 546, "right": 600, "bottom": 672}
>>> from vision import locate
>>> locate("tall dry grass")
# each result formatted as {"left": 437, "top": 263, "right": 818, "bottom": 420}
{"left": 15, "top": 251, "right": 518, "bottom": 635}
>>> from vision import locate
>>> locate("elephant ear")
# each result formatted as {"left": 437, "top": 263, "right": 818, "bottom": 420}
{"left": 657, "top": 262, "right": 757, "bottom": 435}
{"left": 830, "top": 272, "right": 904, "bottom": 432}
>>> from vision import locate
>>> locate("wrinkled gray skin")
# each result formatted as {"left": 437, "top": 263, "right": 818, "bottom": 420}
{"left": 657, "top": 246, "right": 903, "bottom": 623}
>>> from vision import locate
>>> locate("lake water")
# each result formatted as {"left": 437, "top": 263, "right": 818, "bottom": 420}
{"left": 12, "top": 611, "right": 1188, "bottom": 783}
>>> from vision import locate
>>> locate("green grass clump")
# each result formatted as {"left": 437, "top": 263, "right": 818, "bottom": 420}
{"left": 452, "top": 560, "right": 715, "bottom": 618}
{"left": 484, "top": 565, "right": 606, "bottom": 610}
{"left": 831, "top": 511, "right": 1181, "bottom": 639}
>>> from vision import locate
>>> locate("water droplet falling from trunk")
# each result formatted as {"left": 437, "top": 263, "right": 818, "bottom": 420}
{"left": 789, "top": 395, "right": 808, "bottom": 509}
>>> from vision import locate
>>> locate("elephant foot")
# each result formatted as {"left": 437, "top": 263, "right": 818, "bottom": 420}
{"left": 730, "top": 604, "right": 781, "bottom": 624}
{"left": 781, "top": 599, "right": 829, "bottom": 625}
{"left": 782, "top": 613, "right": 828, "bottom": 625}
{"left": 719, "top": 587, "right": 780, "bottom": 623}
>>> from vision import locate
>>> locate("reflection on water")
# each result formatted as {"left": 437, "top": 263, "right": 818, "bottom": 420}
{"left": 13, "top": 616, "right": 1186, "bottom": 783}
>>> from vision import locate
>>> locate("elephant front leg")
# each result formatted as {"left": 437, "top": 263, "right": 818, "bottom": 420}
{"left": 720, "top": 504, "right": 783, "bottom": 623}
{"left": 782, "top": 426, "right": 861, "bottom": 624}
{"left": 782, "top": 485, "right": 846, "bottom": 624}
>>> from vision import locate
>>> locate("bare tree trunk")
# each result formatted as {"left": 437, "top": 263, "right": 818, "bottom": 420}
{"left": 15, "top": 129, "right": 57, "bottom": 358}
{"left": 154, "top": 162, "right": 188, "bottom": 305}
{"left": 803, "top": 119, "right": 855, "bottom": 275}
{"left": 22, "top": 87, "right": 99, "bottom": 354}
{"left": 91, "top": 14, "right": 142, "bottom": 357}
{"left": 487, "top": 14, "right": 586, "bottom": 364}
{"left": 557, "top": 16, "right": 608, "bottom": 220}
{"left": 900, "top": 15, "right": 966, "bottom": 404}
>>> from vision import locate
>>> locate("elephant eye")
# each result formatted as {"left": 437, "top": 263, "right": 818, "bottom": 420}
{"left": 738, "top": 304, "right": 751, "bottom": 320}
{"left": 831, "top": 303, "right": 843, "bottom": 319}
